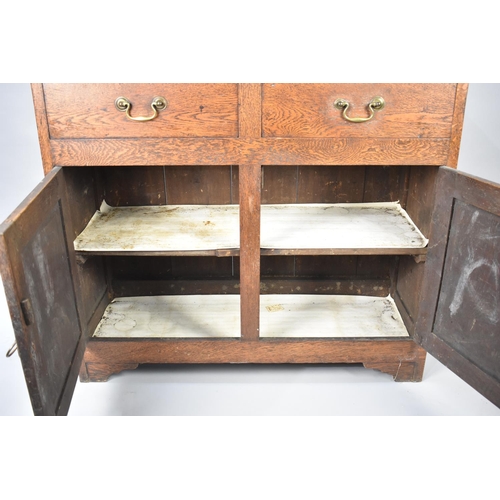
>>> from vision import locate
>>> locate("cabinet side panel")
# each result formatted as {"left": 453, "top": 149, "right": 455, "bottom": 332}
{"left": 31, "top": 84, "right": 53, "bottom": 174}
{"left": 63, "top": 168, "right": 109, "bottom": 333}
{"left": 400, "top": 166, "right": 439, "bottom": 238}
{"left": 448, "top": 83, "right": 468, "bottom": 168}
{"left": 395, "top": 257, "right": 426, "bottom": 334}
{"left": 395, "top": 167, "right": 438, "bottom": 334}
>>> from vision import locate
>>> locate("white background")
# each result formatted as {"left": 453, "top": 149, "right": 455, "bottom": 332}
{"left": 1, "top": 3, "right": 499, "bottom": 498}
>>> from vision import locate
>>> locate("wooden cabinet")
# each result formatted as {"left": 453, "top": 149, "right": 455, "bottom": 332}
{"left": 1, "top": 83, "right": 499, "bottom": 415}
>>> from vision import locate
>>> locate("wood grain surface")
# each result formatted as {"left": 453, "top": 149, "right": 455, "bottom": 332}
{"left": 43, "top": 83, "right": 239, "bottom": 138}
{"left": 62, "top": 168, "right": 108, "bottom": 333}
{"left": 238, "top": 84, "right": 261, "bottom": 138}
{"left": 3, "top": 83, "right": 479, "bottom": 414}
{"left": 50, "top": 137, "right": 451, "bottom": 167}
{"left": 448, "top": 83, "right": 469, "bottom": 167}
{"left": 40, "top": 84, "right": 459, "bottom": 168}
{"left": 416, "top": 167, "right": 500, "bottom": 407}
{"left": 239, "top": 163, "right": 261, "bottom": 340}
{"left": 0, "top": 169, "right": 84, "bottom": 415}
{"left": 83, "top": 336, "right": 425, "bottom": 382}
{"left": 31, "top": 84, "right": 53, "bottom": 174}
{"left": 262, "top": 83, "right": 456, "bottom": 138}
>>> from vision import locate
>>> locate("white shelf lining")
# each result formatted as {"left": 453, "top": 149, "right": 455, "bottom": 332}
{"left": 93, "top": 295, "right": 241, "bottom": 338}
{"left": 93, "top": 294, "right": 409, "bottom": 339}
{"left": 75, "top": 201, "right": 428, "bottom": 253}
{"left": 261, "top": 202, "right": 428, "bottom": 249}
{"left": 75, "top": 202, "right": 240, "bottom": 252}
{"left": 260, "top": 294, "right": 409, "bottom": 338}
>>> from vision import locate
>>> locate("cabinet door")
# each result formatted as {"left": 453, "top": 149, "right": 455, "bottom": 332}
{"left": 415, "top": 167, "right": 500, "bottom": 407}
{"left": 0, "top": 168, "right": 83, "bottom": 415}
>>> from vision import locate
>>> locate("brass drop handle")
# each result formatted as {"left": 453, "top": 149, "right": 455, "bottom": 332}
{"left": 334, "top": 96, "right": 385, "bottom": 123}
{"left": 115, "top": 96, "right": 168, "bottom": 122}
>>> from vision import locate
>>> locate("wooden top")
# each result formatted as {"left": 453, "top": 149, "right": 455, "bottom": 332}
{"left": 32, "top": 83, "right": 468, "bottom": 172}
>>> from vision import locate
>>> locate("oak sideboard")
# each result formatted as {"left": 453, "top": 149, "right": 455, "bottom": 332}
{"left": 1, "top": 83, "right": 499, "bottom": 415}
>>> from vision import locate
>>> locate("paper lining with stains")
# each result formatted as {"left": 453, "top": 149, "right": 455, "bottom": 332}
{"left": 261, "top": 202, "right": 428, "bottom": 249}
{"left": 75, "top": 202, "right": 240, "bottom": 252}
{"left": 260, "top": 294, "right": 409, "bottom": 338}
{"left": 93, "top": 295, "right": 241, "bottom": 338}
{"left": 75, "top": 201, "right": 427, "bottom": 252}
{"left": 93, "top": 294, "right": 409, "bottom": 339}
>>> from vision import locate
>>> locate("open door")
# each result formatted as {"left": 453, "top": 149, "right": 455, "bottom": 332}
{"left": 0, "top": 168, "right": 84, "bottom": 415}
{"left": 415, "top": 167, "right": 500, "bottom": 407}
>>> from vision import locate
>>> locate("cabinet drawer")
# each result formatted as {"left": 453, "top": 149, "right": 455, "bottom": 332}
{"left": 43, "top": 84, "right": 239, "bottom": 139}
{"left": 262, "top": 84, "right": 457, "bottom": 138}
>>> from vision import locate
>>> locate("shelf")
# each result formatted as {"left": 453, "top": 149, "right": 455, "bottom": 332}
{"left": 93, "top": 294, "right": 408, "bottom": 339}
{"left": 93, "top": 295, "right": 241, "bottom": 338}
{"left": 260, "top": 294, "right": 409, "bottom": 338}
{"left": 261, "top": 202, "right": 428, "bottom": 254}
{"left": 75, "top": 201, "right": 427, "bottom": 256}
{"left": 74, "top": 202, "right": 240, "bottom": 256}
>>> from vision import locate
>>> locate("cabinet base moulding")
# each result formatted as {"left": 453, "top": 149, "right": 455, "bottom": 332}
{"left": 364, "top": 357, "right": 426, "bottom": 382}
{"left": 79, "top": 361, "right": 140, "bottom": 383}
{"left": 80, "top": 339, "right": 427, "bottom": 383}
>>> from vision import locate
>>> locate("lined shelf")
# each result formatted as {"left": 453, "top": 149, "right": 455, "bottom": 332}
{"left": 75, "top": 201, "right": 428, "bottom": 256}
{"left": 93, "top": 295, "right": 241, "bottom": 338}
{"left": 261, "top": 294, "right": 409, "bottom": 338}
{"left": 92, "top": 294, "right": 409, "bottom": 339}
{"left": 261, "top": 202, "right": 428, "bottom": 255}
{"left": 74, "top": 202, "right": 240, "bottom": 256}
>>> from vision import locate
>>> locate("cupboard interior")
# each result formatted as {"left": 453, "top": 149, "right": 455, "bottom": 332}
{"left": 64, "top": 165, "right": 438, "bottom": 341}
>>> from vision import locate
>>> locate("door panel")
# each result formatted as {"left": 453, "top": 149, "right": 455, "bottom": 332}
{"left": 416, "top": 167, "right": 500, "bottom": 407}
{"left": 0, "top": 168, "right": 83, "bottom": 415}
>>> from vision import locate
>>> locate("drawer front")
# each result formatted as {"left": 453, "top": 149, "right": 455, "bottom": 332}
{"left": 262, "top": 84, "right": 457, "bottom": 138}
{"left": 43, "top": 84, "right": 239, "bottom": 139}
